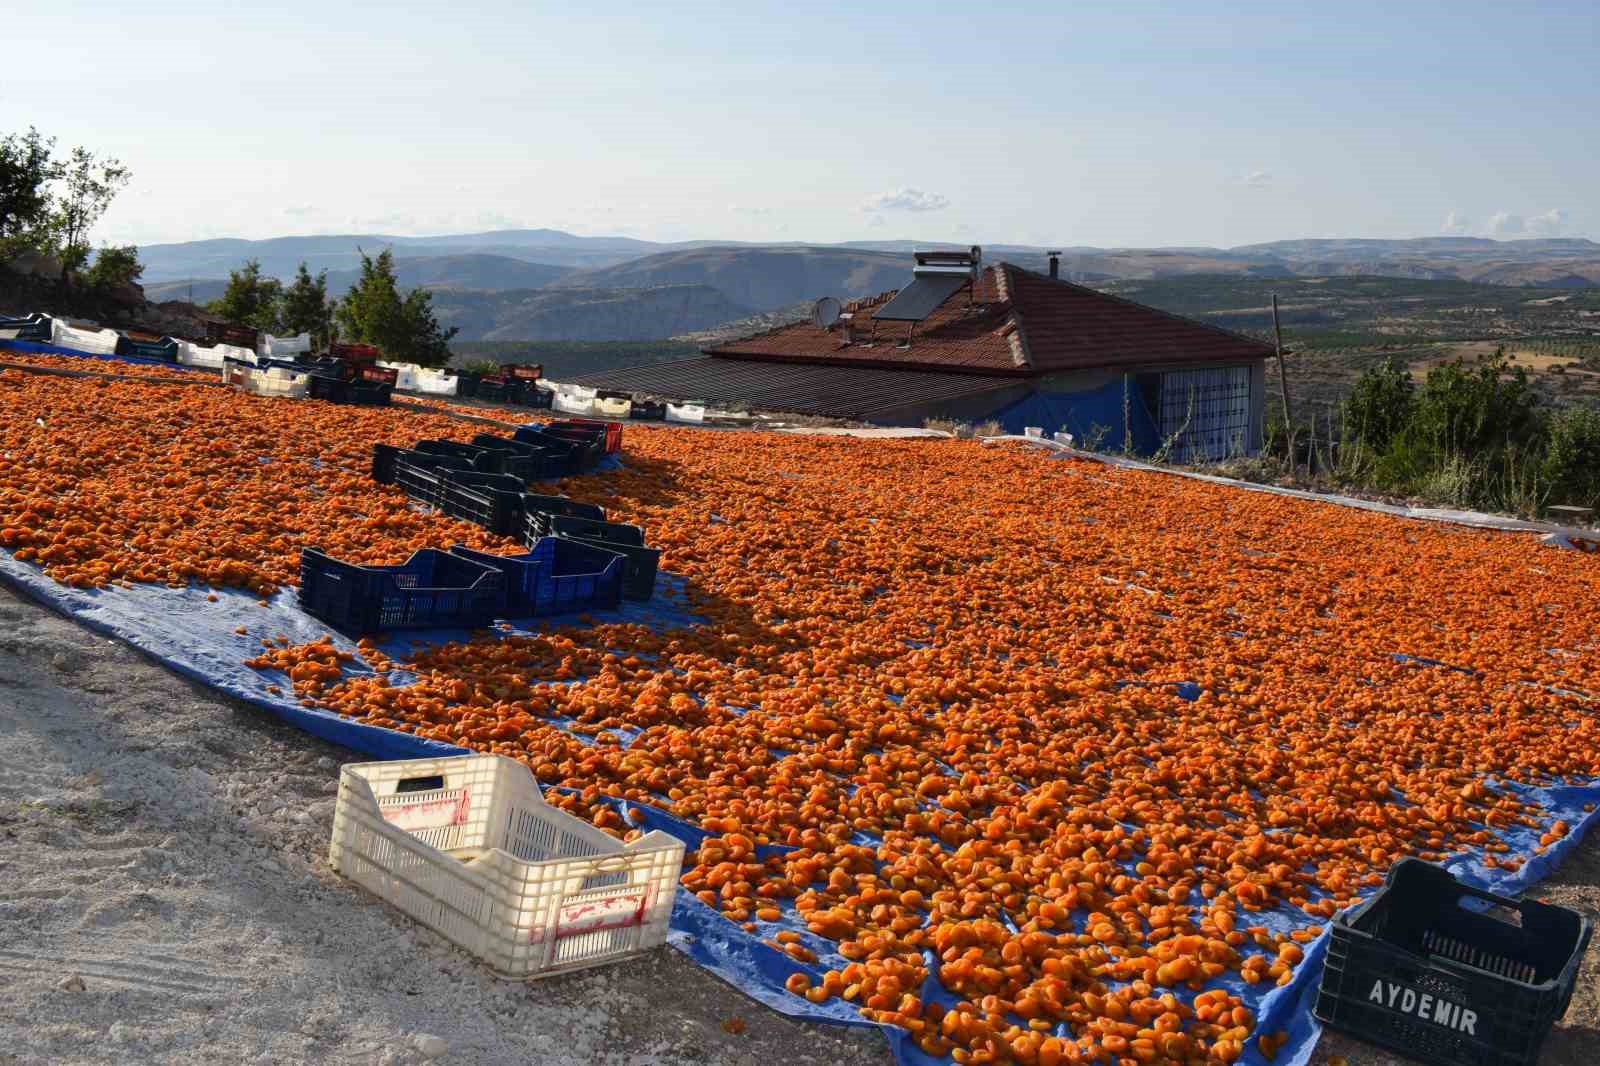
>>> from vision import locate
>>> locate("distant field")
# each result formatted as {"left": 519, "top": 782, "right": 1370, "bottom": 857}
{"left": 448, "top": 339, "right": 700, "bottom": 379}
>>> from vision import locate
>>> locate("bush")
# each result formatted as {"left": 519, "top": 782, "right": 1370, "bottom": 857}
{"left": 1543, "top": 404, "right": 1600, "bottom": 509}
{"left": 1342, "top": 357, "right": 1413, "bottom": 453}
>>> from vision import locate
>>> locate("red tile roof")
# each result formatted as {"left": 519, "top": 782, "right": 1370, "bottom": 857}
{"left": 706, "top": 263, "right": 1274, "bottom": 376}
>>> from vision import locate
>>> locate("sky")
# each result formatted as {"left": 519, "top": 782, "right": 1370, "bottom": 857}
{"left": 4, "top": 1, "right": 1595, "bottom": 249}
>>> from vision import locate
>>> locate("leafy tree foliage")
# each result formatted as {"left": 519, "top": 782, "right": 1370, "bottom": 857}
{"left": 50, "top": 146, "right": 130, "bottom": 273}
{"left": 0, "top": 128, "right": 60, "bottom": 253}
{"left": 335, "top": 249, "right": 457, "bottom": 367}
{"left": 1342, "top": 357, "right": 1414, "bottom": 453}
{"left": 279, "top": 263, "right": 334, "bottom": 345}
{"left": 83, "top": 245, "right": 143, "bottom": 291}
{"left": 208, "top": 259, "right": 284, "bottom": 331}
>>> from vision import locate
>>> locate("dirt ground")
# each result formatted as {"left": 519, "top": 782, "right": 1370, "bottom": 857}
{"left": 0, "top": 583, "right": 890, "bottom": 1066}
{"left": 0, "top": 579, "right": 1596, "bottom": 1066}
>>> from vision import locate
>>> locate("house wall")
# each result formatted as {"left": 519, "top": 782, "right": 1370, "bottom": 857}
{"left": 875, "top": 359, "right": 1266, "bottom": 459}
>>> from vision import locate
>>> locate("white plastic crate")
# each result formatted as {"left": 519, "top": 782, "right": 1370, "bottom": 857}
{"left": 665, "top": 402, "right": 705, "bottom": 423}
{"left": 329, "top": 755, "right": 683, "bottom": 979}
{"left": 228, "top": 363, "right": 309, "bottom": 399}
{"left": 413, "top": 368, "right": 459, "bottom": 396}
{"left": 258, "top": 332, "right": 311, "bottom": 357}
{"left": 176, "top": 341, "right": 226, "bottom": 368}
{"left": 595, "top": 396, "right": 632, "bottom": 419}
{"left": 51, "top": 321, "right": 120, "bottom": 354}
{"left": 378, "top": 361, "right": 421, "bottom": 391}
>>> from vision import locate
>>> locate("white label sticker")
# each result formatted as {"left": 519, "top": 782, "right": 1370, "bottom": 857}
{"left": 381, "top": 789, "right": 470, "bottom": 832}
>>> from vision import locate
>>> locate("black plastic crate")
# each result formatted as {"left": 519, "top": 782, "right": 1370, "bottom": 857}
{"left": 549, "top": 418, "right": 622, "bottom": 454}
{"left": 470, "top": 434, "right": 568, "bottom": 479}
{"left": 0, "top": 313, "right": 52, "bottom": 342}
{"left": 518, "top": 425, "right": 603, "bottom": 470}
{"left": 524, "top": 512, "right": 656, "bottom": 600}
{"left": 632, "top": 400, "right": 666, "bottom": 421}
{"left": 309, "top": 374, "right": 392, "bottom": 405}
{"left": 517, "top": 386, "right": 553, "bottom": 409}
{"left": 440, "top": 471, "right": 526, "bottom": 536}
{"left": 510, "top": 427, "right": 590, "bottom": 474}
{"left": 298, "top": 547, "right": 504, "bottom": 634}
{"left": 415, "top": 438, "right": 540, "bottom": 482}
{"left": 454, "top": 369, "right": 481, "bottom": 398}
{"left": 521, "top": 493, "right": 605, "bottom": 522}
{"left": 371, "top": 444, "right": 473, "bottom": 485}
{"left": 449, "top": 538, "right": 623, "bottom": 617}
{"left": 1314, "top": 858, "right": 1592, "bottom": 1066}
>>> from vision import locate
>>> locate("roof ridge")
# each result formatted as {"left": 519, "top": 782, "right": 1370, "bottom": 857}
{"left": 998, "top": 261, "right": 1276, "bottom": 354}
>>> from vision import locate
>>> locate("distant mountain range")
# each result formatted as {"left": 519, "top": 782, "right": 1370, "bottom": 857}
{"left": 132, "top": 230, "right": 1600, "bottom": 342}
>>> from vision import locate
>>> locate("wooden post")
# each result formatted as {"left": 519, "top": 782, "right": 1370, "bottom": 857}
{"left": 1271, "top": 295, "right": 1295, "bottom": 472}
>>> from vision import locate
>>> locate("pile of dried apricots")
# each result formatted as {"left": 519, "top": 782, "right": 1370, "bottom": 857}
{"left": 5, "top": 367, "right": 1599, "bottom": 1065}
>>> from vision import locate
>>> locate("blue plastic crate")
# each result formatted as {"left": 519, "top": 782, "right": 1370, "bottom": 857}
{"left": 449, "top": 538, "right": 624, "bottom": 617}
{"left": 298, "top": 548, "right": 505, "bottom": 634}
{"left": 523, "top": 512, "right": 657, "bottom": 601}
{"left": 114, "top": 335, "right": 179, "bottom": 361}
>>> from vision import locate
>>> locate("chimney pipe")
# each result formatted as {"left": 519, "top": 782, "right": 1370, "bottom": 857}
{"left": 1047, "top": 250, "right": 1062, "bottom": 279}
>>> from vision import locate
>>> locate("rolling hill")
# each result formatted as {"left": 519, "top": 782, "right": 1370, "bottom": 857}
{"left": 546, "top": 246, "right": 915, "bottom": 311}
{"left": 427, "top": 284, "right": 753, "bottom": 342}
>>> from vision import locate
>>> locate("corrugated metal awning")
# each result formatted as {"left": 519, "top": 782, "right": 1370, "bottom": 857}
{"left": 566, "top": 357, "right": 1025, "bottom": 421}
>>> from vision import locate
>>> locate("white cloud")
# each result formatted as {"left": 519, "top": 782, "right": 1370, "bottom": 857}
{"left": 1440, "top": 211, "right": 1471, "bottom": 235}
{"left": 282, "top": 204, "right": 317, "bottom": 217}
{"left": 865, "top": 213, "right": 887, "bottom": 228}
{"left": 1241, "top": 170, "right": 1272, "bottom": 189}
{"left": 1489, "top": 211, "right": 1525, "bottom": 235}
{"left": 1528, "top": 208, "right": 1569, "bottom": 236}
{"left": 729, "top": 205, "right": 774, "bottom": 216}
{"left": 862, "top": 187, "right": 950, "bottom": 213}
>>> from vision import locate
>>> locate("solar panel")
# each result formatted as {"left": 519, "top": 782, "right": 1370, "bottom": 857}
{"left": 871, "top": 275, "right": 967, "bottom": 322}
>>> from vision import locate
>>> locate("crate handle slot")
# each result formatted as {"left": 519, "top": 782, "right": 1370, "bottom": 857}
{"left": 1458, "top": 895, "right": 1525, "bottom": 927}
{"left": 395, "top": 774, "right": 447, "bottom": 794}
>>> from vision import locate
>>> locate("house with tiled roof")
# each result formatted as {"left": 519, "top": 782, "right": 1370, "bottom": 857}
{"left": 572, "top": 248, "right": 1275, "bottom": 460}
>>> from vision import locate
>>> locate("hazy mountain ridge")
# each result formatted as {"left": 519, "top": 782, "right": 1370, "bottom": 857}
{"left": 129, "top": 230, "right": 1600, "bottom": 342}
{"left": 427, "top": 284, "right": 753, "bottom": 342}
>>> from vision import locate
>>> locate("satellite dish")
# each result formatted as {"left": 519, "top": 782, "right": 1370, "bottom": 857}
{"left": 812, "top": 297, "right": 842, "bottom": 329}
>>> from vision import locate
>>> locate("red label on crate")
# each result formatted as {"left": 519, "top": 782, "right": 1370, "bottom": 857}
{"left": 545, "top": 888, "right": 650, "bottom": 941}
{"left": 1366, "top": 979, "right": 1478, "bottom": 1035}
{"left": 381, "top": 788, "right": 470, "bottom": 831}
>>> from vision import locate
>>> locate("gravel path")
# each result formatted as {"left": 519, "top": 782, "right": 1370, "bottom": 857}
{"left": 0, "top": 579, "right": 1595, "bottom": 1066}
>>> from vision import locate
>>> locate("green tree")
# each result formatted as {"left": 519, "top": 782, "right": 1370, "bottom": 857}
{"left": 50, "top": 146, "right": 130, "bottom": 273}
{"left": 0, "top": 127, "right": 59, "bottom": 254}
{"left": 1542, "top": 404, "right": 1600, "bottom": 509}
{"left": 336, "top": 248, "right": 457, "bottom": 366}
{"left": 209, "top": 259, "right": 283, "bottom": 330}
{"left": 279, "top": 262, "right": 334, "bottom": 345}
{"left": 82, "top": 245, "right": 143, "bottom": 291}
{"left": 1342, "top": 357, "right": 1415, "bottom": 453}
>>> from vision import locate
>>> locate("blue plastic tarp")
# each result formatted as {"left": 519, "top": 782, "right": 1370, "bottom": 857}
{"left": 1, "top": 338, "right": 208, "bottom": 372}
{"left": 990, "top": 378, "right": 1163, "bottom": 455}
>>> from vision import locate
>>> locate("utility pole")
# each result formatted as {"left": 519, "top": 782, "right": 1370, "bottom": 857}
{"left": 1272, "top": 294, "right": 1295, "bottom": 473}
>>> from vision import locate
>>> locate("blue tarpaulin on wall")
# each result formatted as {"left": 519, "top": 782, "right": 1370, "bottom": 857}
{"left": 990, "top": 377, "right": 1163, "bottom": 454}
